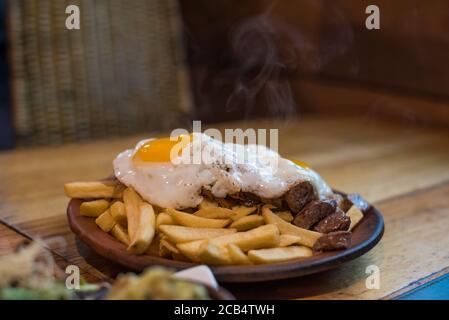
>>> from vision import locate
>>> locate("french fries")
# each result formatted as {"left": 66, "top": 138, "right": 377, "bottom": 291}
{"left": 248, "top": 246, "right": 313, "bottom": 264}
{"left": 279, "top": 234, "right": 303, "bottom": 247}
{"left": 177, "top": 224, "right": 280, "bottom": 260}
{"left": 80, "top": 199, "right": 110, "bottom": 217}
{"left": 123, "top": 187, "right": 141, "bottom": 237}
{"left": 347, "top": 205, "right": 364, "bottom": 231}
{"left": 70, "top": 178, "right": 364, "bottom": 266}
{"left": 227, "top": 244, "right": 252, "bottom": 265}
{"left": 95, "top": 209, "right": 116, "bottom": 232}
{"left": 197, "top": 242, "right": 231, "bottom": 265}
{"left": 110, "top": 201, "right": 127, "bottom": 227}
{"left": 167, "top": 208, "right": 230, "bottom": 228}
{"left": 229, "top": 215, "right": 264, "bottom": 231}
{"left": 65, "top": 180, "right": 124, "bottom": 199}
{"left": 110, "top": 224, "right": 130, "bottom": 245}
{"left": 159, "top": 225, "right": 236, "bottom": 243}
{"left": 211, "top": 224, "right": 280, "bottom": 251}
{"left": 129, "top": 202, "right": 156, "bottom": 254}
{"left": 159, "top": 239, "right": 180, "bottom": 258}
{"left": 194, "top": 206, "right": 257, "bottom": 221}
{"left": 156, "top": 211, "right": 175, "bottom": 229}
{"left": 262, "top": 205, "right": 322, "bottom": 248}
{"left": 124, "top": 188, "right": 156, "bottom": 254}
{"left": 276, "top": 211, "right": 294, "bottom": 223}
{"left": 230, "top": 206, "right": 257, "bottom": 221}
{"left": 194, "top": 207, "right": 236, "bottom": 219}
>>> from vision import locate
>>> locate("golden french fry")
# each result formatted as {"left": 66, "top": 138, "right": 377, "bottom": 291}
{"left": 276, "top": 211, "right": 294, "bottom": 223}
{"left": 167, "top": 208, "right": 230, "bottom": 228}
{"left": 177, "top": 224, "right": 280, "bottom": 260}
{"left": 198, "top": 198, "right": 218, "bottom": 210}
{"left": 197, "top": 242, "right": 232, "bottom": 265}
{"left": 347, "top": 205, "right": 364, "bottom": 231}
{"left": 231, "top": 206, "right": 257, "bottom": 221}
{"left": 210, "top": 224, "right": 280, "bottom": 252}
{"left": 110, "top": 201, "right": 127, "bottom": 227}
{"left": 230, "top": 215, "right": 264, "bottom": 231}
{"left": 123, "top": 187, "right": 141, "bottom": 238}
{"left": 64, "top": 180, "right": 124, "bottom": 199}
{"left": 159, "top": 239, "right": 180, "bottom": 258}
{"left": 95, "top": 209, "right": 116, "bottom": 232}
{"left": 124, "top": 188, "right": 155, "bottom": 254}
{"left": 279, "top": 234, "right": 303, "bottom": 247}
{"left": 262, "top": 205, "right": 322, "bottom": 248}
{"left": 176, "top": 241, "right": 203, "bottom": 262}
{"left": 227, "top": 244, "right": 252, "bottom": 265}
{"left": 80, "top": 199, "right": 110, "bottom": 217}
{"left": 110, "top": 224, "right": 130, "bottom": 245}
{"left": 156, "top": 211, "right": 175, "bottom": 229}
{"left": 159, "top": 225, "right": 236, "bottom": 244}
{"left": 194, "top": 207, "right": 236, "bottom": 219}
{"left": 194, "top": 206, "right": 257, "bottom": 221}
{"left": 248, "top": 246, "right": 313, "bottom": 264}
{"left": 128, "top": 202, "right": 156, "bottom": 254}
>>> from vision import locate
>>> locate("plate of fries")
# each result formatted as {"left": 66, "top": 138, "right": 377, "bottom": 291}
{"left": 65, "top": 179, "right": 384, "bottom": 282}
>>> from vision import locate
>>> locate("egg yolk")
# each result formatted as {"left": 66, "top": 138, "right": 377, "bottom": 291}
{"left": 133, "top": 134, "right": 192, "bottom": 163}
{"left": 292, "top": 159, "right": 310, "bottom": 169}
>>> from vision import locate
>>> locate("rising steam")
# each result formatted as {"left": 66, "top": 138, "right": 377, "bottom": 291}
{"left": 225, "top": 1, "right": 354, "bottom": 119}
{"left": 226, "top": 15, "right": 297, "bottom": 119}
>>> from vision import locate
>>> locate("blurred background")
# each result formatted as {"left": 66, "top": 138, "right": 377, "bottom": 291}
{"left": 1, "top": 0, "right": 449, "bottom": 149}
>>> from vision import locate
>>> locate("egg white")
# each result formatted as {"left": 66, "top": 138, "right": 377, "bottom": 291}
{"left": 113, "top": 133, "right": 333, "bottom": 209}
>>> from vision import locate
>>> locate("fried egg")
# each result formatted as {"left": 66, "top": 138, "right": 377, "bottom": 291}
{"left": 113, "top": 133, "right": 333, "bottom": 209}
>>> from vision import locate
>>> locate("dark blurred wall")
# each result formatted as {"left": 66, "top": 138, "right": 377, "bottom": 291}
{"left": 180, "top": 0, "right": 449, "bottom": 126}
{"left": 180, "top": 0, "right": 269, "bottom": 122}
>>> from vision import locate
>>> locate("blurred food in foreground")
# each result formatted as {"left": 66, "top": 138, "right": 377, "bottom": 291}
{"left": 107, "top": 267, "right": 210, "bottom": 300}
{"left": 0, "top": 241, "right": 213, "bottom": 300}
{"left": 0, "top": 242, "right": 74, "bottom": 300}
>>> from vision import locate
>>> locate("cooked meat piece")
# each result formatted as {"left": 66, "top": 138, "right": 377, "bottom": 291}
{"left": 201, "top": 188, "right": 215, "bottom": 201}
{"left": 313, "top": 231, "right": 352, "bottom": 251}
{"left": 293, "top": 199, "right": 336, "bottom": 229}
{"left": 284, "top": 181, "right": 316, "bottom": 213}
{"left": 347, "top": 193, "right": 370, "bottom": 212}
{"left": 339, "top": 197, "right": 354, "bottom": 213}
{"left": 201, "top": 180, "right": 323, "bottom": 212}
{"left": 331, "top": 193, "right": 370, "bottom": 213}
{"left": 328, "top": 193, "right": 351, "bottom": 213}
{"left": 215, "top": 197, "right": 238, "bottom": 209}
{"left": 313, "top": 208, "right": 350, "bottom": 233}
{"left": 228, "top": 192, "right": 261, "bottom": 207}
{"left": 201, "top": 188, "right": 237, "bottom": 208}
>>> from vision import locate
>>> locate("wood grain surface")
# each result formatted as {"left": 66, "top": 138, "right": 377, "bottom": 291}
{"left": 0, "top": 223, "right": 102, "bottom": 283}
{"left": 1, "top": 115, "right": 449, "bottom": 299}
{"left": 0, "top": 223, "right": 28, "bottom": 255}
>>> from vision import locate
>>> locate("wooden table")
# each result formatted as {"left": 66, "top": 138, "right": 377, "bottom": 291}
{"left": 1, "top": 115, "right": 449, "bottom": 299}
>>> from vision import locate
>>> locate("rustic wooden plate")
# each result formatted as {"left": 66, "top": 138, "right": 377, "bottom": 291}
{"left": 67, "top": 195, "right": 384, "bottom": 283}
